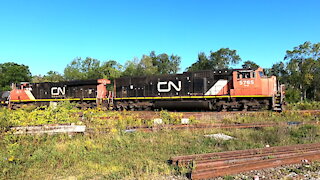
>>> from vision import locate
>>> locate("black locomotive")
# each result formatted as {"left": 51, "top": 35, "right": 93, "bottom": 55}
{"left": 5, "top": 67, "right": 284, "bottom": 111}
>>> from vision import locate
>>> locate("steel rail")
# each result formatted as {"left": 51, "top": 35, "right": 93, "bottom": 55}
{"left": 191, "top": 151, "right": 320, "bottom": 179}
{"left": 171, "top": 143, "right": 320, "bottom": 179}
{"left": 171, "top": 143, "right": 320, "bottom": 164}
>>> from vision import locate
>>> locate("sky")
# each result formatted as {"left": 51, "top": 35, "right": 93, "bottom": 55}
{"left": 0, "top": 0, "right": 319, "bottom": 75}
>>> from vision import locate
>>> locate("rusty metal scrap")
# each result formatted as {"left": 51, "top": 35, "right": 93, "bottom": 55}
{"left": 171, "top": 143, "right": 320, "bottom": 179}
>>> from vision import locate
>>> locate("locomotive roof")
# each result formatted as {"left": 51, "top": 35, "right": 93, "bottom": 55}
{"left": 30, "top": 79, "right": 102, "bottom": 86}
{"left": 118, "top": 67, "right": 261, "bottom": 79}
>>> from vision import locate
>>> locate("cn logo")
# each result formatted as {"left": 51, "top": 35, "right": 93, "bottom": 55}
{"left": 157, "top": 81, "right": 182, "bottom": 93}
{"left": 51, "top": 87, "right": 66, "bottom": 96}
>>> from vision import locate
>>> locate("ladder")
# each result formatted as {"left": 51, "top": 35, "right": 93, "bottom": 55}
{"left": 273, "top": 84, "right": 285, "bottom": 112}
{"left": 273, "top": 94, "right": 283, "bottom": 111}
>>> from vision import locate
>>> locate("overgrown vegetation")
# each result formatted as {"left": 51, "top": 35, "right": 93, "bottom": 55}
{"left": 221, "top": 110, "right": 320, "bottom": 124}
{"left": 0, "top": 103, "right": 191, "bottom": 134}
{"left": 286, "top": 101, "right": 320, "bottom": 110}
{"left": 1, "top": 123, "right": 320, "bottom": 179}
{"left": 1, "top": 104, "right": 320, "bottom": 179}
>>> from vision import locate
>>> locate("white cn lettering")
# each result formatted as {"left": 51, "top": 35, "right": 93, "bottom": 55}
{"left": 51, "top": 87, "right": 66, "bottom": 96}
{"left": 157, "top": 81, "right": 181, "bottom": 92}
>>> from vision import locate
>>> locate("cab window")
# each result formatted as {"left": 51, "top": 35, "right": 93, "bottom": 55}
{"left": 259, "top": 71, "right": 266, "bottom": 78}
{"left": 238, "top": 72, "right": 251, "bottom": 79}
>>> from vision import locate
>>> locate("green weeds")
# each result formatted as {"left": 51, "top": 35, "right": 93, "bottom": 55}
{"left": 287, "top": 101, "right": 320, "bottom": 110}
{"left": 1, "top": 104, "right": 320, "bottom": 179}
{"left": 1, "top": 125, "right": 320, "bottom": 179}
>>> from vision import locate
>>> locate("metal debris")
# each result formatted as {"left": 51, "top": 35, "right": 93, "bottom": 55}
{"left": 204, "top": 133, "right": 234, "bottom": 140}
{"left": 11, "top": 124, "right": 86, "bottom": 135}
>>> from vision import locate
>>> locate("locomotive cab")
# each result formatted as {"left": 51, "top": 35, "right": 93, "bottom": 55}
{"left": 230, "top": 67, "right": 283, "bottom": 111}
{"left": 231, "top": 67, "right": 277, "bottom": 97}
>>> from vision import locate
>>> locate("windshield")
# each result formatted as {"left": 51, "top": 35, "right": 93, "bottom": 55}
{"left": 259, "top": 71, "right": 266, "bottom": 78}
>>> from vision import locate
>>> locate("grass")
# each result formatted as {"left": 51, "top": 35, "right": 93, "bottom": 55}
{"left": 221, "top": 110, "right": 320, "bottom": 124}
{"left": 1, "top": 102, "right": 320, "bottom": 179}
{"left": 287, "top": 101, "right": 320, "bottom": 110}
{"left": 2, "top": 124, "right": 320, "bottom": 179}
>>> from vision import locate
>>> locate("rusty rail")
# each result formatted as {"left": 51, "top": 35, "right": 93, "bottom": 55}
{"left": 171, "top": 143, "right": 320, "bottom": 179}
{"left": 134, "top": 121, "right": 318, "bottom": 132}
{"left": 84, "top": 121, "right": 318, "bottom": 135}
{"left": 95, "top": 109, "right": 320, "bottom": 122}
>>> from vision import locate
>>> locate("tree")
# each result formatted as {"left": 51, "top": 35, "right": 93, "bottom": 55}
{"left": 122, "top": 60, "right": 139, "bottom": 77}
{"left": 122, "top": 51, "right": 181, "bottom": 77}
{"left": 150, "top": 51, "right": 181, "bottom": 74}
{"left": 267, "top": 62, "right": 287, "bottom": 84}
{"left": 122, "top": 55, "right": 158, "bottom": 76}
{"left": 64, "top": 57, "right": 124, "bottom": 81}
{"left": 100, "top": 60, "right": 122, "bottom": 80}
{"left": 0, "top": 62, "right": 32, "bottom": 91}
{"left": 44, "top": 71, "right": 64, "bottom": 82}
{"left": 187, "top": 48, "right": 241, "bottom": 71}
{"left": 284, "top": 41, "right": 320, "bottom": 101}
{"left": 137, "top": 55, "right": 158, "bottom": 76}
{"left": 242, "top": 60, "right": 259, "bottom": 69}
{"left": 187, "top": 52, "right": 210, "bottom": 72}
{"left": 209, "top": 48, "right": 242, "bottom": 69}
{"left": 64, "top": 57, "right": 102, "bottom": 80}
{"left": 32, "top": 71, "right": 64, "bottom": 83}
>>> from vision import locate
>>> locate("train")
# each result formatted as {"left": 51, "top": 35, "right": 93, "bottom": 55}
{"left": 0, "top": 67, "right": 285, "bottom": 111}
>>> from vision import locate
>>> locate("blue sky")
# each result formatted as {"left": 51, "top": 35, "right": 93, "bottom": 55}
{"left": 0, "top": 0, "right": 319, "bottom": 75}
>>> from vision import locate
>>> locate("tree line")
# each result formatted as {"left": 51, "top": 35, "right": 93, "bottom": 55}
{"left": 1, "top": 42, "right": 319, "bottom": 102}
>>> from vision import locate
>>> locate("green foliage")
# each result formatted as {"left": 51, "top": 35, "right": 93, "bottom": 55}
{"left": 122, "top": 60, "right": 139, "bottom": 77}
{"left": 290, "top": 125, "right": 319, "bottom": 143}
{"left": 186, "top": 52, "right": 210, "bottom": 71}
{"left": 150, "top": 51, "right": 181, "bottom": 74}
{"left": 159, "top": 110, "right": 183, "bottom": 125}
{"left": 64, "top": 57, "right": 102, "bottom": 80}
{"left": 32, "top": 71, "right": 64, "bottom": 83}
{"left": 100, "top": 60, "right": 122, "bottom": 80}
{"left": 187, "top": 48, "right": 241, "bottom": 71}
{"left": 0, "top": 62, "right": 32, "bottom": 91}
{"left": 122, "top": 51, "right": 181, "bottom": 77}
{"left": 63, "top": 57, "right": 122, "bottom": 81}
{"left": 285, "top": 86, "right": 301, "bottom": 103}
{"left": 0, "top": 108, "right": 13, "bottom": 133}
{"left": 242, "top": 60, "right": 259, "bottom": 69}
{"left": 221, "top": 111, "right": 318, "bottom": 125}
{"left": 137, "top": 55, "right": 158, "bottom": 76}
{"left": 2, "top": 110, "right": 320, "bottom": 179}
{"left": 287, "top": 101, "right": 320, "bottom": 110}
{"left": 272, "top": 41, "right": 320, "bottom": 101}
{"left": 267, "top": 62, "right": 288, "bottom": 83}
{"left": 0, "top": 107, "right": 191, "bottom": 132}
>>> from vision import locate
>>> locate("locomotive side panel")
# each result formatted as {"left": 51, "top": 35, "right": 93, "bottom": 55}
{"left": 195, "top": 70, "right": 233, "bottom": 96}
{"left": 31, "top": 80, "right": 100, "bottom": 100}
{"left": 113, "top": 67, "right": 281, "bottom": 111}
{"left": 115, "top": 70, "right": 234, "bottom": 99}
{"left": 9, "top": 79, "right": 110, "bottom": 109}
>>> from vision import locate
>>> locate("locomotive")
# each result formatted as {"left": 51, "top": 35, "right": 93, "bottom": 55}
{"left": 6, "top": 79, "right": 111, "bottom": 109}
{"left": 114, "top": 67, "right": 284, "bottom": 111}
{"left": 0, "top": 67, "right": 285, "bottom": 111}
{"left": 0, "top": 91, "right": 10, "bottom": 106}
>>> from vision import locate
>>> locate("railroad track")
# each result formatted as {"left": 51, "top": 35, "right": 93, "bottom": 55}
{"left": 10, "top": 110, "right": 320, "bottom": 135}
{"left": 96, "top": 109, "right": 320, "bottom": 121}
{"left": 171, "top": 143, "right": 320, "bottom": 179}
{"left": 84, "top": 121, "right": 319, "bottom": 135}
{"left": 133, "top": 121, "right": 318, "bottom": 132}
